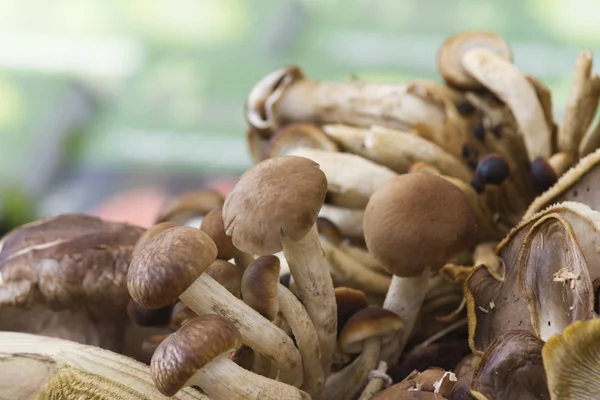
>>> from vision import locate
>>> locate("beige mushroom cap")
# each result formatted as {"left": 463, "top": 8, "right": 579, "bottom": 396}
{"left": 338, "top": 306, "right": 404, "bottom": 354}
{"left": 438, "top": 31, "right": 512, "bottom": 90}
{"left": 363, "top": 172, "right": 477, "bottom": 277}
{"left": 334, "top": 287, "right": 369, "bottom": 336}
{"left": 132, "top": 221, "right": 180, "bottom": 257}
{"left": 127, "top": 226, "right": 218, "bottom": 309}
{"left": 223, "top": 156, "right": 327, "bottom": 255}
{"left": 200, "top": 207, "right": 238, "bottom": 261}
{"left": 241, "top": 255, "right": 281, "bottom": 321}
{"left": 151, "top": 314, "right": 241, "bottom": 396}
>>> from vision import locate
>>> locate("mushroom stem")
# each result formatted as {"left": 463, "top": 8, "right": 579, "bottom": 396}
{"left": 319, "top": 204, "right": 364, "bottom": 239}
{"left": 281, "top": 224, "right": 337, "bottom": 375}
{"left": 322, "top": 338, "right": 381, "bottom": 400}
{"left": 358, "top": 361, "right": 391, "bottom": 400}
{"left": 380, "top": 272, "right": 430, "bottom": 364}
{"left": 180, "top": 274, "right": 303, "bottom": 386}
{"left": 186, "top": 354, "right": 310, "bottom": 400}
{"left": 278, "top": 283, "right": 325, "bottom": 399}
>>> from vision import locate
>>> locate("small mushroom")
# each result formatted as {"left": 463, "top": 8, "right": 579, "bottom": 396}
{"left": 363, "top": 172, "right": 477, "bottom": 365}
{"left": 154, "top": 189, "right": 224, "bottom": 226}
{"left": 223, "top": 155, "right": 337, "bottom": 375}
{"left": 357, "top": 361, "right": 392, "bottom": 400}
{"left": 205, "top": 259, "right": 243, "bottom": 298}
{"left": 542, "top": 319, "right": 600, "bottom": 399}
{"left": 323, "top": 307, "right": 404, "bottom": 400}
{"left": 127, "top": 225, "right": 303, "bottom": 386}
{"left": 151, "top": 314, "right": 310, "bottom": 400}
{"left": 471, "top": 330, "right": 549, "bottom": 400}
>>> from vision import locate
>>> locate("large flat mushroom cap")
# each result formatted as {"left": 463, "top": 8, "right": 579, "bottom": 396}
{"left": 151, "top": 314, "right": 241, "bottom": 396}
{"left": 438, "top": 31, "right": 512, "bottom": 90}
{"left": 222, "top": 155, "right": 327, "bottom": 255}
{"left": 363, "top": 172, "right": 477, "bottom": 277}
{"left": 127, "top": 226, "right": 217, "bottom": 309}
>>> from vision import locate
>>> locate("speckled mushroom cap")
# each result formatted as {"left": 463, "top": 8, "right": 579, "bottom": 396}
{"left": 222, "top": 156, "right": 327, "bottom": 255}
{"left": 200, "top": 207, "right": 238, "bottom": 260}
{"left": 363, "top": 172, "right": 477, "bottom": 278}
{"left": 338, "top": 306, "right": 404, "bottom": 354}
{"left": 438, "top": 31, "right": 512, "bottom": 90}
{"left": 151, "top": 314, "right": 241, "bottom": 397}
{"left": 127, "top": 226, "right": 218, "bottom": 309}
{"left": 241, "top": 255, "right": 281, "bottom": 321}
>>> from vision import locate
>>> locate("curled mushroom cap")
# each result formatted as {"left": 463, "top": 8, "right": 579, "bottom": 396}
{"left": 223, "top": 155, "right": 327, "bottom": 255}
{"left": 438, "top": 31, "right": 512, "bottom": 90}
{"left": 127, "top": 226, "right": 218, "bottom": 309}
{"left": 542, "top": 319, "right": 600, "bottom": 400}
{"left": 339, "top": 307, "right": 405, "bottom": 354}
{"left": 155, "top": 189, "right": 224, "bottom": 225}
{"left": 364, "top": 172, "right": 477, "bottom": 277}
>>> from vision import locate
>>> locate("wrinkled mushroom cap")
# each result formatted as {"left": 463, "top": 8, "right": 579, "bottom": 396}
{"left": 127, "top": 226, "right": 218, "bottom": 309}
{"left": 200, "top": 207, "right": 238, "bottom": 261}
{"left": 223, "top": 156, "right": 327, "bottom": 255}
{"left": 543, "top": 319, "right": 600, "bottom": 400}
{"left": 364, "top": 172, "right": 477, "bottom": 277}
{"left": 241, "top": 255, "right": 281, "bottom": 321}
{"left": 438, "top": 31, "right": 512, "bottom": 90}
{"left": 151, "top": 314, "right": 241, "bottom": 396}
{"left": 338, "top": 306, "right": 404, "bottom": 354}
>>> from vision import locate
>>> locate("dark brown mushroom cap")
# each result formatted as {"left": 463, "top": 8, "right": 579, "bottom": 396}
{"left": 200, "top": 207, "right": 238, "bottom": 260}
{"left": 531, "top": 157, "right": 558, "bottom": 193}
{"left": 222, "top": 155, "right": 328, "bottom": 255}
{"left": 334, "top": 286, "right": 369, "bottom": 337}
{"left": 471, "top": 330, "right": 549, "bottom": 400}
{"left": 438, "top": 31, "right": 512, "bottom": 90}
{"left": 0, "top": 213, "right": 144, "bottom": 311}
{"left": 127, "top": 299, "right": 173, "bottom": 327}
{"left": 205, "top": 259, "right": 243, "bottom": 298}
{"left": 543, "top": 319, "right": 600, "bottom": 399}
{"left": 132, "top": 222, "right": 179, "bottom": 257}
{"left": 155, "top": 189, "right": 224, "bottom": 225}
{"left": 151, "top": 314, "right": 241, "bottom": 396}
{"left": 127, "top": 226, "right": 218, "bottom": 309}
{"left": 338, "top": 306, "right": 404, "bottom": 354}
{"left": 265, "top": 123, "right": 339, "bottom": 158}
{"left": 241, "top": 255, "right": 280, "bottom": 321}
{"left": 363, "top": 172, "right": 477, "bottom": 277}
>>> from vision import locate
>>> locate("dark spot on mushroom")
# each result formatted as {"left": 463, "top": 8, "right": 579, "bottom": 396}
{"left": 462, "top": 144, "right": 479, "bottom": 168}
{"left": 474, "top": 124, "right": 485, "bottom": 141}
{"left": 491, "top": 124, "right": 503, "bottom": 138}
{"left": 593, "top": 278, "right": 600, "bottom": 314}
{"left": 475, "top": 154, "right": 510, "bottom": 185}
{"left": 456, "top": 100, "right": 476, "bottom": 116}
{"left": 548, "top": 321, "right": 551, "bottom": 327}
{"left": 471, "top": 176, "right": 485, "bottom": 193}
{"left": 518, "top": 320, "right": 523, "bottom": 326}
{"left": 531, "top": 157, "right": 557, "bottom": 193}
{"left": 573, "top": 190, "right": 578, "bottom": 197}
{"left": 586, "top": 187, "right": 590, "bottom": 192}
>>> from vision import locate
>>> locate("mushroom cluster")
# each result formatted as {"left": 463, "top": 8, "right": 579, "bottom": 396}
{"left": 2, "top": 29, "right": 600, "bottom": 399}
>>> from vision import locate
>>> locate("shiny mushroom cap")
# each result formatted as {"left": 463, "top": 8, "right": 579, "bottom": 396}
{"left": 127, "top": 226, "right": 218, "bottom": 309}
{"left": 363, "top": 172, "right": 477, "bottom": 278}
{"left": 338, "top": 306, "right": 404, "bottom": 354}
{"left": 223, "top": 156, "right": 327, "bottom": 255}
{"left": 334, "top": 287, "right": 369, "bottom": 336}
{"left": 438, "top": 31, "right": 512, "bottom": 90}
{"left": 474, "top": 154, "right": 511, "bottom": 186}
{"left": 151, "top": 314, "right": 241, "bottom": 397}
{"left": 200, "top": 207, "right": 238, "bottom": 261}
{"left": 241, "top": 255, "right": 281, "bottom": 321}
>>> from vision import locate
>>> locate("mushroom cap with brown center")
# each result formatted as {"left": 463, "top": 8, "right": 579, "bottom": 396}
{"left": 222, "top": 155, "right": 327, "bottom": 255}
{"left": 205, "top": 259, "right": 243, "bottom": 298}
{"left": 241, "top": 255, "right": 281, "bottom": 321}
{"left": 338, "top": 306, "right": 404, "bottom": 354}
{"left": 200, "top": 207, "right": 239, "bottom": 261}
{"left": 438, "top": 31, "right": 512, "bottom": 90}
{"left": 151, "top": 314, "right": 241, "bottom": 396}
{"left": 363, "top": 172, "right": 477, "bottom": 278}
{"left": 334, "top": 287, "right": 369, "bottom": 336}
{"left": 127, "top": 226, "right": 218, "bottom": 309}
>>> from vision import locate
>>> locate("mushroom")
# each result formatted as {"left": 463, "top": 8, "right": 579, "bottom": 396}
{"left": 0, "top": 213, "right": 144, "bottom": 352}
{"left": 334, "top": 286, "right": 369, "bottom": 337}
{"left": 318, "top": 204, "right": 364, "bottom": 240}
{"left": 243, "top": 255, "right": 325, "bottom": 398}
{"left": 542, "top": 319, "right": 600, "bottom": 399}
{"left": 0, "top": 331, "right": 205, "bottom": 400}
{"left": 127, "top": 225, "right": 303, "bottom": 386}
{"left": 323, "top": 306, "right": 404, "bottom": 400}
{"left": 205, "top": 259, "right": 243, "bottom": 298}
{"left": 264, "top": 123, "right": 339, "bottom": 159}
{"left": 471, "top": 330, "right": 549, "bottom": 400}
{"left": 247, "top": 126, "right": 269, "bottom": 163}
{"left": 385, "top": 367, "right": 457, "bottom": 396}
{"left": 438, "top": 31, "right": 552, "bottom": 163}
{"left": 151, "top": 314, "right": 310, "bottom": 400}
{"left": 133, "top": 222, "right": 180, "bottom": 257}
{"left": 321, "top": 124, "right": 473, "bottom": 182}
{"left": 222, "top": 155, "right": 337, "bottom": 374}
{"left": 472, "top": 154, "right": 511, "bottom": 190}
{"left": 357, "top": 361, "right": 392, "bottom": 400}
{"left": 363, "top": 172, "right": 477, "bottom": 364}
{"left": 154, "top": 189, "right": 224, "bottom": 226}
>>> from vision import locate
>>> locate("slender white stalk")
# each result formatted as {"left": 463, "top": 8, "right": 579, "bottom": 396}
{"left": 358, "top": 361, "right": 391, "bottom": 400}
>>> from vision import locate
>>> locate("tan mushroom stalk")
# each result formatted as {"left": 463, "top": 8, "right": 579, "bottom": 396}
{"left": 438, "top": 31, "right": 552, "bottom": 164}
{"left": 322, "top": 124, "right": 473, "bottom": 182}
{"left": 243, "top": 255, "right": 325, "bottom": 398}
{"left": 323, "top": 307, "right": 404, "bottom": 400}
{"left": 357, "top": 361, "right": 392, "bottom": 400}
{"left": 151, "top": 315, "right": 310, "bottom": 400}
{"left": 264, "top": 123, "right": 340, "bottom": 159}
{"left": 318, "top": 204, "right": 364, "bottom": 239}
{"left": 337, "top": 242, "right": 388, "bottom": 275}
{"left": 245, "top": 66, "right": 462, "bottom": 156}
{"left": 222, "top": 156, "right": 337, "bottom": 375}
{"left": 154, "top": 188, "right": 224, "bottom": 226}
{"left": 0, "top": 331, "right": 206, "bottom": 400}
{"left": 127, "top": 225, "right": 303, "bottom": 386}
{"left": 288, "top": 147, "right": 397, "bottom": 209}
{"left": 363, "top": 172, "right": 477, "bottom": 364}
{"left": 543, "top": 319, "right": 600, "bottom": 400}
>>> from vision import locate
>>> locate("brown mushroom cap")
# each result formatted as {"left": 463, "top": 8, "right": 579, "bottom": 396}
{"left": 316, "top": 217, "right": 343, "bottom": 246}
{"left": 241, "top": 255, "right": 281, "bottom": 321}
{"left": 363, "top": 172, "right": 477, "bottom": 277}
{"left": 438, "top": 31, "right": 513, "bottom": 90}
{"left": 204, "top": 259, "right": 243, "bottom": 298}
{"left": 200, "top": 207, "right": 238, "bottom": 261}
{"left": 132, "top": 222, "right": 180, "bottom": 257}
{"left": 222, "top": 156, "right": 327, "bottom": 255}
{"left": 155, "top": 189, "right": 224, "bottom": 225}
{"left": 334, "top": 287, "right": 369, "bottom": 336}
{"left": 338, "top": 306, "right": 404, "bottom": 354}
{"left": 127, "top": 226, "right": 218, "bottom": 309}
{"left": 151, "top": 314, "right": 241, "bottom": 396}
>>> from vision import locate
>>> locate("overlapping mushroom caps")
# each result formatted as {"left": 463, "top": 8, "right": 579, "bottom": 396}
{"left": 0, "top": 214, "right": 144, "bottom": 352}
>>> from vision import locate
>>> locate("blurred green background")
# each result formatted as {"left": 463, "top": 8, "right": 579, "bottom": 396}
{"left": 0, "top": 0, "right": 598, "bottom": 228}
